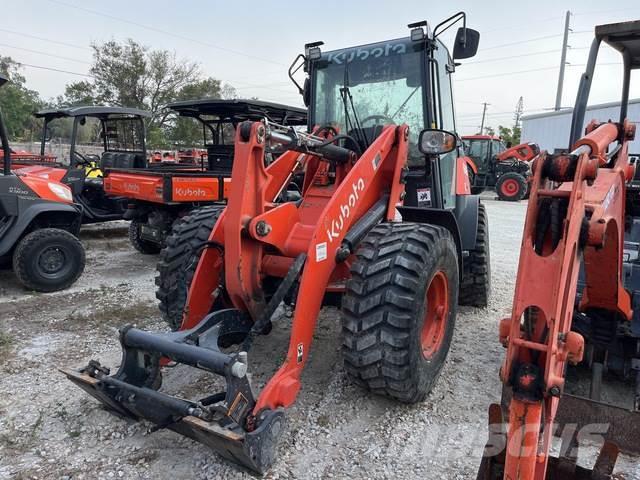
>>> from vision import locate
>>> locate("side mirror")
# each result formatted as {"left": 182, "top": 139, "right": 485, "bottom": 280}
{"left": 44, "top": 126, "right": 53, "bottom": 142}
{"left": 302, "top": 77, "right": 311, "bottom": 108}
{"left": 453, "top": 27, "right": 480, "bottom": 60}
{"left": 419, "top": 129, "right": 457, "bottom": 155}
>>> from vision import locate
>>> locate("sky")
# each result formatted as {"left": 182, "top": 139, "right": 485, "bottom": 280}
{"left": 3, "top": 0, "right": 640, "bottom": 134}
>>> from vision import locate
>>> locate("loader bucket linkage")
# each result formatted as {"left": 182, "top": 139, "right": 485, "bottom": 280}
{"left": 63, "top": 308, "right": 286, "bottom": 473}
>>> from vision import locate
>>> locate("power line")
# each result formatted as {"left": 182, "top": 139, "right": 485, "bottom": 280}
{"left": 0, "top": 42, "right": 91, "bottom": 65}
{"left": 0, "top": 27, "right": 92, "bottom": 51}
{"left": 45, "top": 0, "right": 286, "bottom": 67}
{"left": 19, "top": 63, "right": 95, "bottom": 78}
{"left": 465, "top": 49, "right": 561, "bottom": 65}
{"left": 481, "top": 34, "right": 562, "bottom": 51}
{"left": 455, "top": 66, "right": 558, "bottom": 82}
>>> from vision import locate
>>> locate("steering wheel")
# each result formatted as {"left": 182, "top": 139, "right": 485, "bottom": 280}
{"left": 360, "top": 114, "right": 395, "bottom": 126}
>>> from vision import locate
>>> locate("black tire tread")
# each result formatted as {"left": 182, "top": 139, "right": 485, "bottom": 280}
{"left": 129, "top": 219, "right": 162, "bottom": 255}
{"left": 459, "top": 203, "right": 491, "bottom": 307}
{"left": 13, "top": 228, "right": 85, "bottom": 292}
{"left": 155, "top": 205, "right": 223, "bottom": 330}
{"left": 341, "top": 222, "right": 458, "bottom": 404}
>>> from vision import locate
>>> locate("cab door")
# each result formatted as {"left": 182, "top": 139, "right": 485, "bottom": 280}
{"left": 432, "top": 39, "right": 457, "bottom": 208}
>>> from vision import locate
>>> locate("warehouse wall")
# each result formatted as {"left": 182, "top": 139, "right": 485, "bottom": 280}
{"left": 521, "top": 100, "right": 640, "bottom": 154}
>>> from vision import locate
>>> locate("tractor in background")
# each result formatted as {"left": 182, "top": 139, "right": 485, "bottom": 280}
{"left": 462, "top": 134, "right": 539, "bottom": 201}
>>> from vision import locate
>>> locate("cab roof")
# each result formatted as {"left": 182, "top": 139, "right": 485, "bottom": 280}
{"left": 35, "top": 106, "right": 151, "bottom": 119}
{"left": 596, "top": 20, "right": 640, "bottom": 69}
{"left": 166, "top": 98, "right": 307, "bottom": 125}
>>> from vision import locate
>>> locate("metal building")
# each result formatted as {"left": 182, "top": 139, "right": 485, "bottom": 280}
{"left": 521, "top": 98, "right": 640, "bottom": 153}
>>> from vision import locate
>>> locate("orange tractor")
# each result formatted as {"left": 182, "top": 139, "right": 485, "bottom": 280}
{"left": 63, "top": 13, "right": 489, "bottom": 473}
{"left": 462, "top": 135, "right": 539, "bottom": 201}
{"left": 478, "top": 20, "right": 640, "bottom": 480}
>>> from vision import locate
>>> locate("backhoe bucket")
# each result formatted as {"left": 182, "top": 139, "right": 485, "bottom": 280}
{"left": 477, "top": 392, "right": 640, "bottom": 479}
{"left": 61, "top": 309, "right": 285, "bottom": 475}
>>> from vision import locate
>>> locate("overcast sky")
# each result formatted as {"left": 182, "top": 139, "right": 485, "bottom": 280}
{"left": 4, "top": 0, "right": 640, "bottom": 134}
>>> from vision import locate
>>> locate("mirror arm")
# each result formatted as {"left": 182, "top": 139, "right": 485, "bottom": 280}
{"left": 288, "top": 54, "right": 306, "bottom": 95}
{"left": 433, "top": 11, "right": 466, "bottom": 43}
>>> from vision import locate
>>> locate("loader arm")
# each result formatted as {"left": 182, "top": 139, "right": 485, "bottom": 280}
{"left": 184, "top": 121, "right": 409, "bottom": 410}
{"left": 495, "top": 142, "right": 539, "bottom": 163}
{"left": 479, "top": 121, "right": 637, "bottom": 480}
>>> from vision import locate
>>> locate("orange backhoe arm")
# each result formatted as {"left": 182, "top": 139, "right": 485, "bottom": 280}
{"left": 495, "top": 120, "right": 635, "bottom": 480}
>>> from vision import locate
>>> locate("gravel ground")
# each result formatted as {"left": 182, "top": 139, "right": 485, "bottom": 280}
{"left": 0, "top": 198, "right": 638, "bottom": 480}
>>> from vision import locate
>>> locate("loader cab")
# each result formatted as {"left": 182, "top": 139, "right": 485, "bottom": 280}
{"left": 299, "top": 15, "right": 479, "bottom": 210}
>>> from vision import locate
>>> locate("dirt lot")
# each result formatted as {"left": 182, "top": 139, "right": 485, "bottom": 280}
{"left": 0, "top": 198, "right": 638, "bottom": 479}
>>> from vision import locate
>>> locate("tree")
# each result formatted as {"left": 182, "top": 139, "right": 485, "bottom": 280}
{"left": 497, "top": 125, "right": 521, "bottom": 146}
{"left": 62, "top": 39, "right": 231, "bottom": 148}
{"left": 0, "top": 57, "right": 44, "bottom": 141}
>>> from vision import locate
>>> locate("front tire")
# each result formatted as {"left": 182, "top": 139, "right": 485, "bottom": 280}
{"left": 13, "top": 228, "right": 85, "bottom": 292}
{"left": 156, "top": 205, "right": 223, "bottom": 330}
{"left": 341, "top": 223, "right": 459, "bottom": 403}
{"left": 496, "top": 172, "right": 527, "bottom": 201}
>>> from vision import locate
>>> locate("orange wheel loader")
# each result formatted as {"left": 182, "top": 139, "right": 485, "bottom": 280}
{"left": 62, "top": 12, "right": 490, "bottom": 474}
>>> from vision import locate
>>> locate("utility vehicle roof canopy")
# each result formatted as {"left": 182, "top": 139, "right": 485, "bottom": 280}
{"left": 166, "top": 99, "right": 308, "bottom": 125}
{"left": 35, "top": 106, "right": 151, "bottom": 119}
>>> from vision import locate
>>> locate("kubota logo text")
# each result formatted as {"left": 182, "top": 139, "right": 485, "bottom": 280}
{"left": 123, "top": 183, "right": 140, "bottom": 193}
{"left": 326, "top": 178, "right": 365, "bottom": 244}
{"left": 175, "top": 187, "right": 207, "bottom": 198}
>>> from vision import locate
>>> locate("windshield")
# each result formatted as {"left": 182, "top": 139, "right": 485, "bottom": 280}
{"left": 312, "top": 40, "right": 425, "bottom": 165}
{"left": 463, "top": 139, "right": 489, "bottom": 163}
{"left": 43, "top": 116, "right": 144, "bottom": 165}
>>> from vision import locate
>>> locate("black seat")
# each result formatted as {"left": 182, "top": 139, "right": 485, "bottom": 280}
{"left": 100, "top": 152, "right": 146, "bottom": 171}
{"left": 207, "top": 145, "right": 234, "bottom": 174}
{"left": 100, "top": 152, "right": 116, "bottom": 171}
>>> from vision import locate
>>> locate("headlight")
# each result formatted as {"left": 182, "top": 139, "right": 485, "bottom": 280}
{"left": 48, "top": 182, "right": 73, "bottom": 202}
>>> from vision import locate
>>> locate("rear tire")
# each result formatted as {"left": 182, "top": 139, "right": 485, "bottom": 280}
{"left": 156, "top": 205, "right": 223, "bottom": 330}
{"left": 496, "top": 172, "right": 527, "bottom": 201}
{"left": 459, "top": 203, "right": 491, "bottom": 307}
{"left": 341, "top": 222, "right": 459, "bottom": 403}
{"left": 13, "top": 228, "right": 85, "bottom": 292}
{"left": 129, "top": 220, "right": 162, "bottom": 255}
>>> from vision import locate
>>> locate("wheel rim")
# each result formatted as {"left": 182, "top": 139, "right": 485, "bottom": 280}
{"left": 500, "top": 178, "right": 520, "bottom": 197}
{"left": 36, "top": 244, "right": 72, "bottom": 279}
{"left": 421, "top": 271, "right": 449, "bottom": 359}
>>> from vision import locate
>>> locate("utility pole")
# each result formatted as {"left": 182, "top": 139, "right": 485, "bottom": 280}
{"left": 514, "top": 96, "right": 524, "bottom": 129}
{"left": 555, "top": 11, "right": 571, "bottom": 111}
{"left": 479, "top": 102, "right": 490, "bottom": 134}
